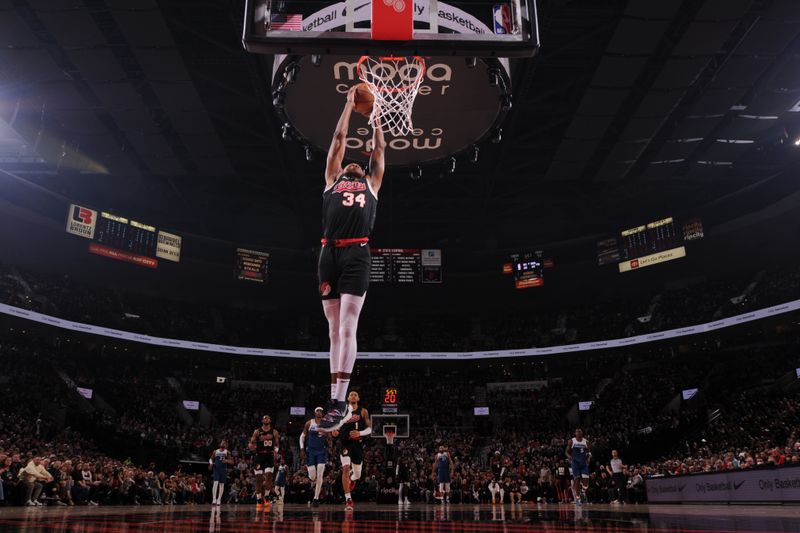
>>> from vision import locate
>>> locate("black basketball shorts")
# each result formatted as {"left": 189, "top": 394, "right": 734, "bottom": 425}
{"left": 254, "top": 454, "right": 275, "bottom": 474}
{"left": 339, "top": 440, "right": 364, "bottom": 466}
{"left": 318, "top": 244, "right": 371, "bottom": 300}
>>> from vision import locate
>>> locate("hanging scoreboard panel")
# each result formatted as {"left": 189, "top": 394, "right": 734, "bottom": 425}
{"left": 235, "top": 248, "right": 270, "bottom": 282}
{"left": 382, "top": 387, "right": 398, "bottom": 414}
{"left": 66, "top": 205, "right": 182, "bottom": 269}
{"left": 596, "top": 216, "right": 703, "bottom": 272}
{"left": 370, "top": 249, "right": 442, "bottom": 284}
{"left": 618, "top": 217, "right": 686, "bottom": 273}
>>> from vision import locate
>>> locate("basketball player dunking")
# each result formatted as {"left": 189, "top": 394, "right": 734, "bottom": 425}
{"left": 319, "top": 87, "right": 386, "bottom": 427}
{"left": 249, "top": 415, "right": 280, "bottom": 511}
{"left": 324, "top": 390, "right": 372, "bottom": 510}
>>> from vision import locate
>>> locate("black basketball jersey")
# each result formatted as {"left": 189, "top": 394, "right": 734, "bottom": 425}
{"left": 322, "top": 175, "right": 377, "bottom": 240}
{"left": 256, "top": 427, "right": 276, "bottom": 455}
{"left": 339, "top": 405, "right": 365, "bottom": 442}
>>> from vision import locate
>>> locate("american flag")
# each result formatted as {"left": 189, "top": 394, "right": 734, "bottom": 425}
{"left": 271, "top": 13, "right": 302, "bottom": 31}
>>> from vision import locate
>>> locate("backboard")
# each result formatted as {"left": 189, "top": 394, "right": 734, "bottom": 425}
{"left": 243, "top": 0, "right": 539, "bottom": 57}
{"left": 371, "top": 414, "right": 410, "bottom": 439}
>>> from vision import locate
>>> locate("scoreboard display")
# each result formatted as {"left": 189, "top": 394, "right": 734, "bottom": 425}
{"left": 235, "top": 248, "right": 270, "bottom": 282}
{"left": 382, "top": 387, "right": 398, "bottom": 414}
{"left": 66, "top": 204, "right": 182, "bottom": 269}
{"left": 504, "top": 251, "right": 547, "bottom": 289}
{"left": 94, "top": 213, "right": 157, "bottom": 257}
{"left": 595, "top": 216, "right": 703, "bottom": 272}
{"left": 514, "top": 257, "right": 543, "bottom": 288}
{"left": 620, "top": 217, "right": 679, "bottom": 261}
{"left": 370, "top": 249, "right": 442, "bottom": 284}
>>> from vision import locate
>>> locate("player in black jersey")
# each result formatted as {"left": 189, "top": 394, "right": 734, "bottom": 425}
{"left": 248, "top": 415, "right": 280, "bottom": 510}
{"left": 319, "top": 87, "right": 386, "bottom": 428}
{"left": 325, "top": 390, "right": 372, "bottom": 510}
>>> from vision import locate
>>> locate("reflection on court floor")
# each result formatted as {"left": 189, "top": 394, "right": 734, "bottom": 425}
{"left": 0, "top": 503, "right": 799, "bottom": 533}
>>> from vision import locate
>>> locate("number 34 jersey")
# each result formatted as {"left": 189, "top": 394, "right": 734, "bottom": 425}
{"left": 322, "top": 175, "right": 378, "bottom": 240}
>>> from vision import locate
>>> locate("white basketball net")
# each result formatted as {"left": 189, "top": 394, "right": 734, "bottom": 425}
{"left": 357, "top": 56, "right": 426, "bottom": 137}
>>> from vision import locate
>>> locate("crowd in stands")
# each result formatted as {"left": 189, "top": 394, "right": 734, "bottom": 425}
{"left": 1, "top": 315, "right": 799, "bottom": 508}
{"left": 2, "top": 262, "right": 800, "bottom": 352}
{"left": 2, "top": 260, "right": 800, "bottom": 507}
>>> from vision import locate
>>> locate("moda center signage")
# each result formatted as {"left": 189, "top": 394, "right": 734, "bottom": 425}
{"left": 646, "top": 466, "right": 800, "bottom": 503}
{"left": 273, "top": 4, "right": 511, "bottom": 166}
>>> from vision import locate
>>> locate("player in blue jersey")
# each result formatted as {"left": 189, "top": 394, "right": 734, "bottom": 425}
{"left": 274, "top": 459, "right": 287, "bottom": 503}
{"left": 431, "top": 446, "right": 452, "bottom": 504}
{"left": 565, "top": 428, "right": 591, "bottom": 505}
{"left": 208, "top": 440, "right": 232, "bottom": 506}
{"left": 300, "top": 407, "right": 330, "bottom": 507}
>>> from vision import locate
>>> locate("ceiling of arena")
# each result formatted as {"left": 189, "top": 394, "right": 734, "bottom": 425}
{"left": 2, "top": 0, "right": 800, "bottom": 255}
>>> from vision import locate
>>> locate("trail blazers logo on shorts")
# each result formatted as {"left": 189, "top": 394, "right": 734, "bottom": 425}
{"left": 320, "top": 281, "right": 332, "bottom": 297}
{"left": 66, "top": 204, "right": 97, "bottom": 239}
{"left": 333, "top": 180, "right": 367, "bottom": 194}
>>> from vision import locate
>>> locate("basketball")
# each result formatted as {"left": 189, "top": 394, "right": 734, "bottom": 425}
{"left": 353, "top": 83, "right": 374, "bottom": 117}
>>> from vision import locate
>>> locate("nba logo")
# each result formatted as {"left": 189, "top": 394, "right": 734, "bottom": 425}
{"left": 493, "top": 4, "right": 513, "bottom": 35}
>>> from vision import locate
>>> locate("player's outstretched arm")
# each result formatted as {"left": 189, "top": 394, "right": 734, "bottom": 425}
{"left": 326, "top": 88, "right": 356, "bottom": 187}
{"left": 368, "top": 123, "right": 386, "bottom": 195}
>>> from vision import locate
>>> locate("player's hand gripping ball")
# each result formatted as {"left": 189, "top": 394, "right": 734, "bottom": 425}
{"left": 351, "top": 83, "right": 374, "bottom": 117}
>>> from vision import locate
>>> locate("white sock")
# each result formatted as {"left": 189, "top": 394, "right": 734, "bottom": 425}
{"left": 335, "top": 378, "right": 350, "bottom": 402}
{"left": 345, "top": 492, "right": 351, "bottom": 499}
{"left": 331, "top": 382, "right": 337, "bottom": 400}
{"left": 212, "top": 481, "right": 219, "bottom": 503}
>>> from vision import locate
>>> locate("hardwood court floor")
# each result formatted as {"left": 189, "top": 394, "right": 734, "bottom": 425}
{"left": 0, "top": 502, "right": 798, "bottom": 532}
